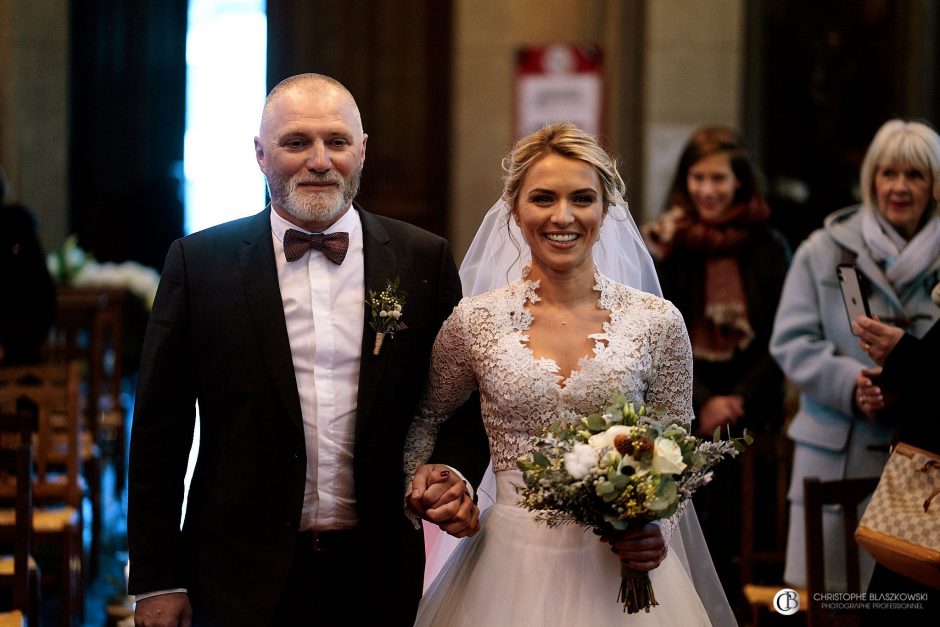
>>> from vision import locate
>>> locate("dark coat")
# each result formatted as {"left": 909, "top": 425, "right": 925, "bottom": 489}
{"left": 655, "top": 226, "right": 791, "bottom": 428}
{"left": 127, "top": 206, "right": 488, "bottom": 625}
{"left": 0, "top": 204, "right": 55, "bottom": 365}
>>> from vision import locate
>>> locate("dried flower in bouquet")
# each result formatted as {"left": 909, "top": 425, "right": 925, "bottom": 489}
{"left": 517, "top": 396, "right": 751, "bottom": 614}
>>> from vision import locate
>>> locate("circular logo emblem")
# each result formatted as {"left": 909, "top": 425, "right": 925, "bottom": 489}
{"left": 773, "top": 588, "right": 801, "bottom": 615}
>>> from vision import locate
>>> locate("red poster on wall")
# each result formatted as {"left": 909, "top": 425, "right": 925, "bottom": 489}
{"left": 515, "top": 44, "right": 604, "bottom": 140}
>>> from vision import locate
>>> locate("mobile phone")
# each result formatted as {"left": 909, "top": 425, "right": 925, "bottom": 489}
{"left": 837, "top": 264, "right": 870, "bottom": 334}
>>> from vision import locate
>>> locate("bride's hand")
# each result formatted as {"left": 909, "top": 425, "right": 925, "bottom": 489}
{"left": 607, "top": 524, "right": 667, "bottom": 572}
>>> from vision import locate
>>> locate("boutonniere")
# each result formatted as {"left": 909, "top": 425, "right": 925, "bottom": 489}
{"left": 367, "top": 277, "right": 407, "bottom": 355}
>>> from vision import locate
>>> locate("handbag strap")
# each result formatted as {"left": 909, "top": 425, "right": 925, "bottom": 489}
{"left": 920, "top": 460, "right": 940, "bottom": 512}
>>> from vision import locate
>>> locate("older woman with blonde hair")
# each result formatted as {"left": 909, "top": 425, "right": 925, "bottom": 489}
{"left": 770, "top": 119, "right": 940, "bottom": 592}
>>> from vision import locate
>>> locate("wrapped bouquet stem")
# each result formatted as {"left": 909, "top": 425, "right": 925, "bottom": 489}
{"left": 619, "top": 563, "right": 657, "bottom": 614}
{"left": 517, "top": 396, "right": 750, "bottom": 614}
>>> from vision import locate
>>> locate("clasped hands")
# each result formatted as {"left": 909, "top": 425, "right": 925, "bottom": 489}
{"left": 408, "top": 464, "right": 481, "bottom": 538}
{"left": 851, "top": 315, "right": 904, "bottom": 421}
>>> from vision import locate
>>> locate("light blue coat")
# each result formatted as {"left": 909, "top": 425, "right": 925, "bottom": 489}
{"left": 770, "top": 204, "right": 940, "bottom": 589}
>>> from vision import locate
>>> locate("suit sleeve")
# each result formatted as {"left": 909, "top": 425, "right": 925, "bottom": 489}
{"left": 423, "top": 241, "right": 489, "bottom": 491}
{"left": 881, "top": 321, "right": 939, "bottom": 396}
{"left": 127, "top": 239, "right": 198, "bottom": 594}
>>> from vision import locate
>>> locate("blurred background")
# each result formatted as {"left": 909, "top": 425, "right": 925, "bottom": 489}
{"left": 4, "top": 0, "right": 938, "bottom": 265}
{"left": 1, "top": 0, "right": 938, "bottom": 624}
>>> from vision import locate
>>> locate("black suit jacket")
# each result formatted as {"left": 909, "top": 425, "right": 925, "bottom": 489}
{"left": 128, "top": 206, "right": 488, "bottom": 625}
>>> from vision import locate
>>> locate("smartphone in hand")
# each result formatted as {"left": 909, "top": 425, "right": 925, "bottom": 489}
{"left": 837, "top": 264, "right": 870, "bottom": 334}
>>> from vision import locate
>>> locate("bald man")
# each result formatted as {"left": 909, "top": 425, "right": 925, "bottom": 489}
{"left": 128, "top": 74, "right": 488, "bottom": 626}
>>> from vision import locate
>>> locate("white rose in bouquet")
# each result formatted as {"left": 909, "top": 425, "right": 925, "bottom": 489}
{"left": 651, "top": 437, "right": 687, "bottom": 474}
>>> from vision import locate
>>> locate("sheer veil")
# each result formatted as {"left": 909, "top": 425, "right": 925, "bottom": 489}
{"left": 459, "top": 198, "right": 663, "bottom": 297}
{"left": 425, "top": 196, "right": 736, "bottom": 625}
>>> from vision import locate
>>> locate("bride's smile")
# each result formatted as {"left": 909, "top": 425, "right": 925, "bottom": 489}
{"left": 512, "top": 153, "right": 604, "bottom": 281}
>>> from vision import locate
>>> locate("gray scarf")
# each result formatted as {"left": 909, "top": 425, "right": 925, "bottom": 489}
{"left": 860, "top": 205, "right": 940, "bottom": 291}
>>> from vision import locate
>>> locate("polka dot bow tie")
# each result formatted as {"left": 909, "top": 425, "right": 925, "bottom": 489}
{"left": 283, "top": 228, "right": 349, "bottom": 265}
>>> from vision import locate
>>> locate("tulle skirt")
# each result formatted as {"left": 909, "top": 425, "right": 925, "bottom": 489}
{"left": 415, "top": 471, "right": 713, "bottom": 627}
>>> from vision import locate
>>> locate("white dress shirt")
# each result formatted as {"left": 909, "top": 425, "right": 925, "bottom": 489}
{"left": 271, "top": 207, "right": 364, "bottom": 531}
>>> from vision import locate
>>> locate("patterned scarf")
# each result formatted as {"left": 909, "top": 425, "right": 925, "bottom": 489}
{"left": 643, "top": 196, "right": 771, "bottom": 259}
{"left": 643, "top": 197, "right": 769, "bottom": 361}
{"left": 689, "top": 256, "right": 754, "bottom": 362}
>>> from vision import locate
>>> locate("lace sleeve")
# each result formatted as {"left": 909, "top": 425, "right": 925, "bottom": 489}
{"left": 646, "top": 302, "right": 693, "bottom": 544}
{"left": 403, "top": 302, "right": 479, "bottom": 490}
{"left": 645, "top": 302, "right": 695, "bottom": 425}
{"left": 655, "top": 501, "right": 686, "bottom": 544}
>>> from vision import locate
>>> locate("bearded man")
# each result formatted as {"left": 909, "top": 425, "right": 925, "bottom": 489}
{"left": 128, "top": 73, "right": 489, "bottom": 627}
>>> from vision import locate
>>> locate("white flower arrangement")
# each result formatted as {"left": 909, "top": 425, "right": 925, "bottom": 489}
{"left": 517, "top": 396, "right": 751, "bottom": 614}
{"left": 47, "top": 235, "right": 161, "bottom": 310}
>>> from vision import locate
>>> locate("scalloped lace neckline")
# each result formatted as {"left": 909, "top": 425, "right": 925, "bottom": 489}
{"left": 515, "top": 273, "right": 611, "bottom": 388}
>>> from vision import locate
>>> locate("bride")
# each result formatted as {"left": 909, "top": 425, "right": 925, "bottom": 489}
{"left": 405, "top": 123, "right": 734, "bottom": 626}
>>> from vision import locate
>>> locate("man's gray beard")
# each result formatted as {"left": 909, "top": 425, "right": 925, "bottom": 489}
{"left": 273, "top": 167, "right": 362, "bottom": 226}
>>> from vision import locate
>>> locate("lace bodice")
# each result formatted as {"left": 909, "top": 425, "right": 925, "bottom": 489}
{"left": 405, "top": 272, "right": 694, "bottom": 476}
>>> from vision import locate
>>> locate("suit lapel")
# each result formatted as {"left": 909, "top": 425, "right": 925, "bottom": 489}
{"left": 356, "top": 207, "right": 397, "bottom": 440}
{"left": 238, "top": 209, "right": 305, "bottom": 435}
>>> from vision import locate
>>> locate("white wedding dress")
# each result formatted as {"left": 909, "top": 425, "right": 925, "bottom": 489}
{"left": 405, "top": 272, "right": 718, "bottom": 626}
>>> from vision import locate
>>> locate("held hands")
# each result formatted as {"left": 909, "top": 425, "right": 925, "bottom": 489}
{"left": 854, "top": 367, "right": 884, "bottom": 421}
{"left": 134, "top": 592, "right": 193, "bottom": 627}
{"left": 409, "top": 464, "right": 481, "bottom": 538}
{"left": 696, "top": 395, "right": 744, "bottom": 437}
{"left": 605, "top": 523, "right": 667, "bottom": 572}
{"left": 852, "top": 315, "right": 904, "bottom": 366}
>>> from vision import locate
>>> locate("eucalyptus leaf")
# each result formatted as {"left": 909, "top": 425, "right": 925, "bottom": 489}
{"left": 585, "top": 414, "right": 607, "bottom": 432}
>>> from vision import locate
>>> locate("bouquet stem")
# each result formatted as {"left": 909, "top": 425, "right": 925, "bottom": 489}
{"left": 618, "top": 564, "right": 658, "bottom": 614}
{"left": 373, "top": 332, "right": 385, "bottom": 355}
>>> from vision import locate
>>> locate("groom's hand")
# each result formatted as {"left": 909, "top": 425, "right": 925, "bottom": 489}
{"left": 409, "top": 464, "right": 481, "bottom": 538}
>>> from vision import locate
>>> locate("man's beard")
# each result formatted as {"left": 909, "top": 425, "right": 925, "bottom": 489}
{"left": 268, "top": 166, "right": 362, "bottom": 227}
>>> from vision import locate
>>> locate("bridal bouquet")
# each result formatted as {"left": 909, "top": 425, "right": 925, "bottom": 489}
{"left": 516, "top": 396, "right": 751, "bottom": 614}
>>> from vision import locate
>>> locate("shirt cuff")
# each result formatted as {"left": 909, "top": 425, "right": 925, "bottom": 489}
{"left": 134, "top": 588, "right": 188, "bottom": 602}
{"left": 444, "top": 464, "right": 475, "bottom": 501}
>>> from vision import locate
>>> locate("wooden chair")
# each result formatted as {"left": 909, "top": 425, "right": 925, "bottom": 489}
{"left": 50, "top": 288, "right": 127, "bottom": 578}
{"left": 741, "top": 382, "right": 806, "bottom": 625}
{"left": 0, "top": 398, "right": 41, "bottom": 626}
{"left": 741, "top": 431, "right": 807, "bottom": 625}
{"left": 0, "top": 364, "right": 84, "bottom": 626}
{"left": 803, "top": 476, "right": 880, "bottom": 627}
{"left": 52, "top": 286, "right": 127, "bottom": 487}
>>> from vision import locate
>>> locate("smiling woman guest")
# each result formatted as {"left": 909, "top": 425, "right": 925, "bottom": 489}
{"left": 641, "top": 126, "right": 791, "bottom": 605}
{"left": 770, "top": 119, "right": 940, "bottom": 593}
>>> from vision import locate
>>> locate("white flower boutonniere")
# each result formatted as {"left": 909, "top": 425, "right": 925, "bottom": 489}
{"left": 367, "top": 277, "right": 407, "bottom": 355}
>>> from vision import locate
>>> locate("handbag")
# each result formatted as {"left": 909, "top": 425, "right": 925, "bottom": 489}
{"left": 855, "top": 442, "right": 940, "bottom": 589}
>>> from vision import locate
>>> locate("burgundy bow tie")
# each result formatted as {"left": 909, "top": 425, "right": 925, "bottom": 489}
{"left": 283, "top": 229, "right": 350, "bottom": 264}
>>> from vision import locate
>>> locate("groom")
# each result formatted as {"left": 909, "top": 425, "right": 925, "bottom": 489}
{"left": 128, "top": 73, "right": 489, "bottom": 626}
